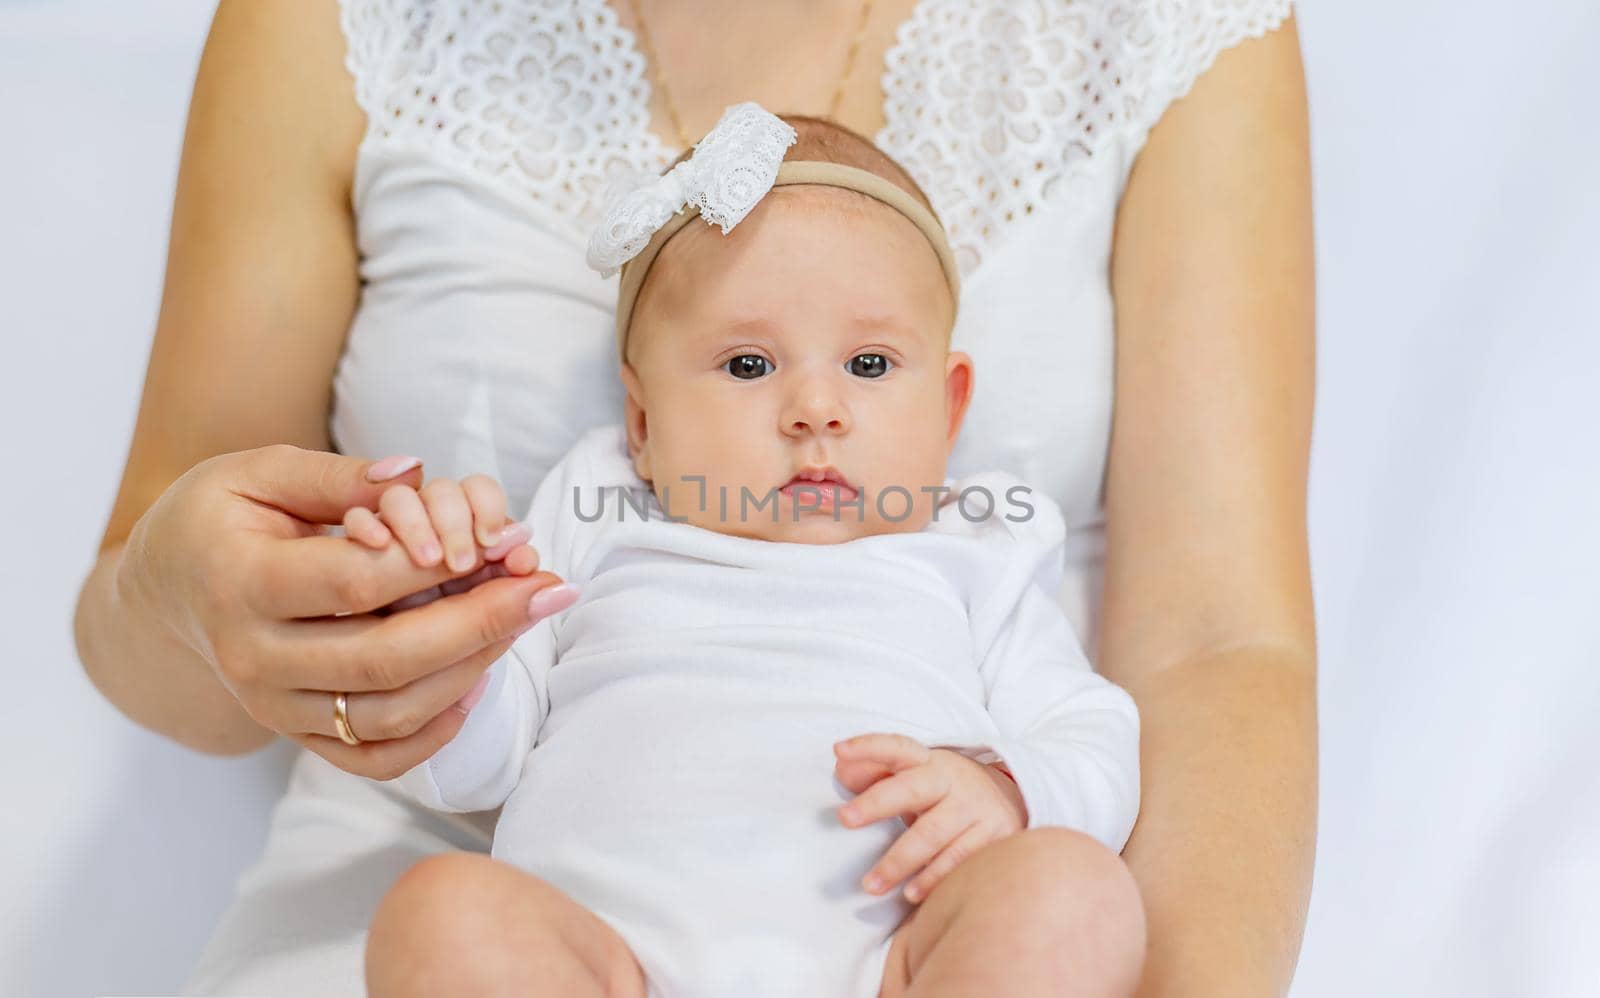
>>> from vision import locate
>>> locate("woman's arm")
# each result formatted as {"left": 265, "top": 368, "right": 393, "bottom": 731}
{"left": 75, "top": 0, "right": 364, "bottom": 754}
{"left": 1103, "top": 16, "right": 1317, "bottom": 997}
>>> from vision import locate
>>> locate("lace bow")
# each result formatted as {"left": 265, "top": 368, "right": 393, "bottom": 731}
{"left": 586, "top": 102, "right": 799, "bottom": 276}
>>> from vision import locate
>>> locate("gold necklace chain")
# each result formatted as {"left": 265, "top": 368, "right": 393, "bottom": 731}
{"left": 623, "top": 0, "right": 876, "bottom": 150}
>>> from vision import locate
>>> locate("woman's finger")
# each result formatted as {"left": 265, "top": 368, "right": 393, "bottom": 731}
{"left": 441, "top": 559, "right": 529, "bottom": 596}
{"left": 383, "top": 584, "right": 447, "bottom": 613}
{"left": 379, "top": 485, "right": 443, "bottom": 569}
{"left": 263, "top": 572, "right": 576, "bottom": 691}
{"left": 839, "top": 765, "right": 945, "bottom": 829}
{"left": 286, "top": 707, "right": 469, "bottom": 783}
{"left": 281, "top": 635, "right": 513, "bottom": 741}
{"left": 228, "top": 445, "right": 424, "bottom": 529}
{"left": 248, "top": 527, "right": 533, "bottom": 619}
{"left": 501, "top": 543, "right": 540, "bottom": 576}
{"left": 246, "top": 534, "right": 454, "bottom": 620}
{"left": 343, "top": 506, "right": 392, "bottom": 549}
{"left": 421, "top": 477, "right": 476, "bottom": 573}
{"left": 461, "top": 474, "right": 509, "bottom": 549}
{"left": 901, "top": 821, "right": 996, "bottom": 903}
{"left": 859, "top": 801, "right": 978, "bottom": 897}
{"left": 482, "top": 521, "right": 531, "bottom": 563}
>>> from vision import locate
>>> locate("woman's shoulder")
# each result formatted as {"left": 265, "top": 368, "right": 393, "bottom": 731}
{"left": 889, "top": 0, "right": 1295, "bottom": 151}
{"left": 880, "top": 0, "right": 1295, "bottom": 272}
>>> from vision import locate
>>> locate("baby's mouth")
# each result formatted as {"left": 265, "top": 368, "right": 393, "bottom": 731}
{"left": 779, "top": 470, "right": 858, "bottom": 510}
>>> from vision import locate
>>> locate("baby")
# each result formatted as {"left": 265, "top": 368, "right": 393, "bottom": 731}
{"left": 355, "top": 103, "right": 1143, "bottom": 997}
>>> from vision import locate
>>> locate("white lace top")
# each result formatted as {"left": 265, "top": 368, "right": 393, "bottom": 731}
{"left": 329, "top": 0, "right": 1294, "bottom": 652}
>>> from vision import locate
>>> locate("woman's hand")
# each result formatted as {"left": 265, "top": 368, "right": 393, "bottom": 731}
{"left": 833, "top": 733, "right": 1028, "bottom": 904}
{"left": 343, "top": 471, "right": 544, "bottom": 616}
{"left": 115, "top": 443, "right": 572, "bottom": 781}
{"left": 340, "top": 473, "right": 562, "bottom": 712}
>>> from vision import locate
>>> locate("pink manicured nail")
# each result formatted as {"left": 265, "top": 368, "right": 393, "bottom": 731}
{"left": 528, "top": 583, "right": 580, "bottom": 621}
{"left": 366, "top": 455, "right": 421, "bottom": 482}
{"left": 484, "top": 522, "right": 531, "bottom": 561}
{"left": 453, "top": 672, "right": 491, "bottom": 714}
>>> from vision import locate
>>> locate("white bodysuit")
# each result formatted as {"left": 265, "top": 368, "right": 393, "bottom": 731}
{"left": 393, "top": 424, "right": 1141, "bottom": 998}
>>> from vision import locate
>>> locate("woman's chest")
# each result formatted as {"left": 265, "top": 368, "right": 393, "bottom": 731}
{"left": 604, "top": 0, "right": 927, "bottom": 148}
{"left": 330, "top": 0, "right": 1128, "bottom": 531}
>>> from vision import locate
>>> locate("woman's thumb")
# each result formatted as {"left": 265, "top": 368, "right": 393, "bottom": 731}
{"left": 233, "top": 444, "right": 424, "bottom": 526}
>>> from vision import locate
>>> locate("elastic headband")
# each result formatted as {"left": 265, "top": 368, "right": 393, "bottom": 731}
{"left": 612, "top": 161, "right": 962, "bottom": 362}
{"left": 584, "top": 102, "right": 960, "bottom": 364}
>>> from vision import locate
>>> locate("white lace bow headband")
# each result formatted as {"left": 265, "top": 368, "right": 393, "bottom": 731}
{"left": 585, "top": 101, "right": 961, "bottom": 361}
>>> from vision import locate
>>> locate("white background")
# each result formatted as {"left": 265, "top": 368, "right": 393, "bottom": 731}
{"left": 2, "top": 1, "right": 1596, "bottom": 995}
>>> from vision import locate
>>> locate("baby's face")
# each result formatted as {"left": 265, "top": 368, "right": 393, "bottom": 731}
{"left": 621, "top": 188, "right": 973, "bottom": 545}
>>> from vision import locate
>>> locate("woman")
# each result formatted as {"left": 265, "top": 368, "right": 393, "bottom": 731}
{"left": 73, "top": 0, "right": 1317, "bottom": 994}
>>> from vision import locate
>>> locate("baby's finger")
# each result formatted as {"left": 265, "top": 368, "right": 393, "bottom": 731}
{"left": 861, "top": 803, "right": 980, "bottom": 897}
{"left": 343, "top": 506, "right": 393, "bottom": 549}
{"left": 420, "top": 478, "right": 476, "bottom": 573}
{"left": 901, "top": 821, "right": 995, "bottom": 904}
{"left": 834, "top": 733, "right": 931, "bottom": 773}
{"left": 839, "top": 766, "right": 944, "bottom": 829}
{"left": 378, "top": 485, "right": 443, "bottom": 569}
{"left": 834, "top": 756, "right": 895, "bottom": 794}
{"left": 461, "top": 474, "right": 509, "bottom": 549}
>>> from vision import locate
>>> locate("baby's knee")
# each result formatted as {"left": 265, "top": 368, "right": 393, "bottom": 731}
{"left": 1005, "top": 828, "right": 1146, "bottom": 992}
{"left": 365, "top": 853, "right": 518, "bottom": 994}
{"left": 373, "top": 852, "right": 496, "bottom": 936}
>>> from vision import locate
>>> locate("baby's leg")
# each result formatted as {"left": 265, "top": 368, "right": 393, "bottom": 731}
{"left": 366, "top": 853, "right": 648, "bottom": 998}
{"left": 878, "top": 827, "right": 1145, "bottom": 998}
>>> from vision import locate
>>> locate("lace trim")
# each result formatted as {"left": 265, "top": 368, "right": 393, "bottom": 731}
{"left": 339, "top": 0, "right": 674, "bottom": 245}
{"left": 1120, "top": 0, "right": 1296, "bottom": 148}
{"left": 877, "top": 0, "right": 1294, "bottom": 275}
{"left": 339, "top": 0, "right": 1294, "bottom": 275}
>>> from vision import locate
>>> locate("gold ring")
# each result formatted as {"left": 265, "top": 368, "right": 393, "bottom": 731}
{"left": 333, "top": 691, "right": 362, "bottom": 746}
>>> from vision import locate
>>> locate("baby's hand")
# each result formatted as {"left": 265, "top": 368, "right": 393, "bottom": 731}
{"left": 833, "top": 733, "right": 1027, "bottom": 905}
{"left": 343, "top": 473, "right": 539, "bottom": 578}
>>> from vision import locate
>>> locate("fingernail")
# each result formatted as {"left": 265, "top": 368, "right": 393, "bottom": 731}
{"left": 447, "top": 546, "right": 475, "bottom": 573}
{"left": 366, "top": 455, "right": 421, "bottom": 482}
{"left": 528, "top": 583, "right": 580, "bottom": 621}
{"left": 453, "top": 672, "right": 491, "bottom": 714}
{"left": 864, "top": 874, "right": 883, "bottom": 893}
{"left": 484, "top": 522, "right": 531, "bottom": 561}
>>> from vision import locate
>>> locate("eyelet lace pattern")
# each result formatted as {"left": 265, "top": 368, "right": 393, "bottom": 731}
{"left": 340, "top": 0, "right": 1292, "bottom": 275}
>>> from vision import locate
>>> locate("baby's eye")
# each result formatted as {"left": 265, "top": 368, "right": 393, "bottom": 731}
{"left": 725, "top": 355, "right": 771, "bottom": 380}
{"left": 847, "top": 354, "right": 892, "bottom": 379}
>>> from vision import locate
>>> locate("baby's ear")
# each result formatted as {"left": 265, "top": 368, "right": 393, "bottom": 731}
{"left": 943, "top": 350, "right": 975, "bottom": 448}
